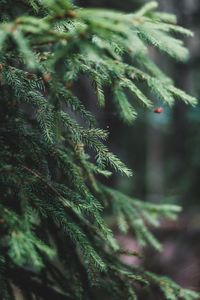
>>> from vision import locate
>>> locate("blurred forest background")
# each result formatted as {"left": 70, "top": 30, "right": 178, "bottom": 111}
{"left": 77, "top": 0, "right": 200, "bottom": 295}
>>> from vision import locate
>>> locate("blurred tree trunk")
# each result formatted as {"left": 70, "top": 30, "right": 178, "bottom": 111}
{"left": 146, "top": 0, "right": 197, "bottom": 203}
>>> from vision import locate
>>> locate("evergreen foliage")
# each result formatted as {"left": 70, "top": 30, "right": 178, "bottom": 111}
{"left": 0, "top": 0, "right": 199, "bottom": 299}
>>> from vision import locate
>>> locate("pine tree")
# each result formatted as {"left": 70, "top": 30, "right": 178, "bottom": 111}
{"left": 0, "top": 1, "right": 199, "bottom": 299}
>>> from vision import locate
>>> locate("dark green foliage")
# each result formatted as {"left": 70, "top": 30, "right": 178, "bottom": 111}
{"left": 0, "top": 1, "right": 199, "bottom": 299}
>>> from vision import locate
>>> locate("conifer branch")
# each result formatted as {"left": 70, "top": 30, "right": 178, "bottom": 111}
{"left": 0, "top": 1, "right": 199, "bottom": 299}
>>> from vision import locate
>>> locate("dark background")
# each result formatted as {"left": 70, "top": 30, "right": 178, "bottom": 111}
{"left": 78, "top": 0, "right": 200, "bottom": 295}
